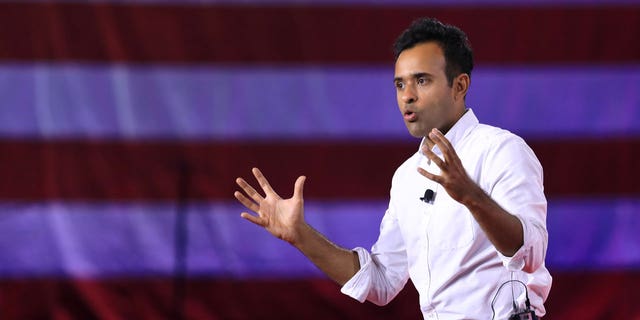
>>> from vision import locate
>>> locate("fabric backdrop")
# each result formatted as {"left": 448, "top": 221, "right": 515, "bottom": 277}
{"left": 0, "top": 1, "right": 638, "bottom": 319}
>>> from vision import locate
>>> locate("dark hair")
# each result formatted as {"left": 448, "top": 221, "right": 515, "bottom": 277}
{"left": 393, "top": 18, "right": 473, "bottom": 86}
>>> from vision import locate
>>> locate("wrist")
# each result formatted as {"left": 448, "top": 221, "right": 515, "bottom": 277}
{"left": 460, "top": 184, "right": 487, "bottom": 209}
{"left": 288, "top": 222, "right": 312, "bottom": 247}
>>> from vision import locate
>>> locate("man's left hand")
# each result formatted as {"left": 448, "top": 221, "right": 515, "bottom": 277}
{"left": 417, "top": 128, "right": 481, "bottom": 205}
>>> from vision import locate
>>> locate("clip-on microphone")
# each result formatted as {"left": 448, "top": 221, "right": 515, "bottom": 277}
{"left": 508, "top": 293, "right": 537, "bottom": 320}
{"left": 420, "top": 189, "right": 435, "bottom": 204}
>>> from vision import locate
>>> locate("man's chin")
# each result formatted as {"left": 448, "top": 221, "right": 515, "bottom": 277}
{"left": 406, "top": 126, "right": 428, "bottom": 139}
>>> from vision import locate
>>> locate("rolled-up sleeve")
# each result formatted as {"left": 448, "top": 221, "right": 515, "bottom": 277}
{"left": 341, "top": 206, "right": 410, "bottom": 306}
{"left": 340, "top": 247, "right": 374, "bottom": 302}
{"left": 499, "top": 214, "right": 548, "bottom": 273}
{"left": 487, "top": 135, "right": 549, "bottom": 273}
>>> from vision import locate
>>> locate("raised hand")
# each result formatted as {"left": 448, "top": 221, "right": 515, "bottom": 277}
{"left": 418, "top": 128, "right": 525, "bottom": 256}
{"left": 417, "top": 128, "right": 480, "bottom": 205}
{"left": 234, "top": 167, "right": 307, "bottom": 244}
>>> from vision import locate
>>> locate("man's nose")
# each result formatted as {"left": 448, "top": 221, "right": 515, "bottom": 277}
{"left": 402, "top": 86, "right": 417, "bottom": 104}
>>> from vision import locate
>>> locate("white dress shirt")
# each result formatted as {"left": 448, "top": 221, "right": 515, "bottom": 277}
{"left": 341, "top": 109, "right": 552, "bottom": 319}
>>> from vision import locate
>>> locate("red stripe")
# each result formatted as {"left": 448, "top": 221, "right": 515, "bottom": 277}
{"left": 532, "top": 138, "right": 640, "bottom": 198}
{"left": 0, "top": 140, "right": 407, "bottom": 200}
{"left": 0, "top": 139, "right": 637, "bottom": 200}
{"left": 0, "top": 3, "right": 638, "bottom": 64}
{"left": 0, "top": 272, "right": 637, "bottom": 319}
{"left": 0, "top": 277, "right": 422, "bottom": 320}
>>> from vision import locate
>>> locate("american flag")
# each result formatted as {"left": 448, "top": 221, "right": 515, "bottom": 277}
{"left": 0, "top": 1, "right": 638, "bottom": 319}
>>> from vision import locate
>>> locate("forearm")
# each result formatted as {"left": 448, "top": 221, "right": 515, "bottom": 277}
{"left": 292, "top": 223, "right": 361, "bottom": 286}
{"left": 461, "top": 186, "right": 524, "bottom": 257}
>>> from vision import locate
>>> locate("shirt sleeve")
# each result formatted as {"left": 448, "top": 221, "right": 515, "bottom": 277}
{"left": 486, "top": 134, "right": 549, "bottom": 273}
{"left": 498, "top": 214, "right": 548, "bottom": 273}
{"left": 340, "top": 204, "right": 410, "bottom": 305}
{"left": 339, "top": 247, "right": 374, "bottom": 302}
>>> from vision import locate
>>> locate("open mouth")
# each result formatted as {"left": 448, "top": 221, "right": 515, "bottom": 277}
{"left": 403, "top": 110, "right": 417, "bottom": 122}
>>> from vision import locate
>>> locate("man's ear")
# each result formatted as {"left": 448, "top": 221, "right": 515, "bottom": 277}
{"left": 453, "top": 73, "right": 470, "bottom": 101}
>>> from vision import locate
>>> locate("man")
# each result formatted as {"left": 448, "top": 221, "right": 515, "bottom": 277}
{"left": 234, "top": 18, "right": 551, "bottom": 319}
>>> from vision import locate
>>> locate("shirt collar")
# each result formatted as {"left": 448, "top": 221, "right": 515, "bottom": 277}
{"left": 418, "top": 108, "right": 479, "bottom": 156}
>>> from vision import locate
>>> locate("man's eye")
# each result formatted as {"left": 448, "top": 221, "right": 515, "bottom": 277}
{"left": 417, "top": 78, "right": 427, "bottom": 85}
{"left": 395, "top": 82, "right": 405, "bottom": 89}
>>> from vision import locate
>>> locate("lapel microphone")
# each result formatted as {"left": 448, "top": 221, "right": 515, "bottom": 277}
{"left": 420, "top": 189, "right": 435, "bottom": 203}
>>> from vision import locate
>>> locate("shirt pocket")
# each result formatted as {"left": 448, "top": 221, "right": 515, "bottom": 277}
{"left": 426, "top": 195, "right": 476, "bottom": 250}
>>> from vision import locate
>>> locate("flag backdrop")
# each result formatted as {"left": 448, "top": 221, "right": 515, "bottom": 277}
{"left": 0, "top": 1, "right": 639, "bottom": 319}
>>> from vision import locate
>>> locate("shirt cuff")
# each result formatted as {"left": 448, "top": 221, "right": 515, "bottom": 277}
{"left": 498, "top": 243, "right": 527, "bottom": 271}
{"left": 340, "top": 247, "right": 372, "bottom": 303}
{"left": 497, "top": 214, "right": 531, "bottom": 271}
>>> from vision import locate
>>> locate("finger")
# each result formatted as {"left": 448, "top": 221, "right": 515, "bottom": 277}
{"left": 234, "top": 191, "right": 260, "bottom": 213}
{"left": 430, "top": 128, "right": 453, "bottom": 149}
{"left": 422, "top": 145, "right": 446, "bottom": 169}
{"left": 429, "top": 129, "right": 456, "bottom": 162}
{"left": 252, "top": 167, "right": 279, "bottom": 197}
{"left": 293, "top": 176, "right": 306, "bottom": 199}
{"left": 240, "top": 212, "right": 266, "bottom": 227}
{"left": 430, "top": 129, "right": 464, "bottom": 167}
{"left": 417, "top": 167, "right": 444, "bottom": 184}
{"left": 236, "top": 177, "right": 264, "bottom": 202}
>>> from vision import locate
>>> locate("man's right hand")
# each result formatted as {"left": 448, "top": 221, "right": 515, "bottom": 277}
{"left": 234, "top": 167, "right": 307, "bottom": 245}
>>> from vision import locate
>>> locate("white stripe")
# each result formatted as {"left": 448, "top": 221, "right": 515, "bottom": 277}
{"left": 0, "top": 199, "right": 638, "bottom": 278}
{"left": 0, "top": 201, "right": 385, "bottom": 277}
{"left": 0, "top": 64, "right": 639, "bottom": 139}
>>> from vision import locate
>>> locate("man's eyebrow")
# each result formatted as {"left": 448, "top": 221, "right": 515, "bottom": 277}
{"left": 393, "top": 72, "right": 433, "bottom": 83}
{"left": 412, "top": 72, "right": 433, "bottom": 78}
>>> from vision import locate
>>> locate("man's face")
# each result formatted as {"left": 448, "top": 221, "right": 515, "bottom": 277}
{"left": 394, "top": 41, "right": 463, "bottom": 138}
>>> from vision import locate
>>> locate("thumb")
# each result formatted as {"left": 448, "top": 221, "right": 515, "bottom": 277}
{"left": 293, "top": 175, "right": 306, "bottom": 199}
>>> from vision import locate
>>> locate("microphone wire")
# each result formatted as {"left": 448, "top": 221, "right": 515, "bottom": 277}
{"left": 490, "top": 278, "right": 532, "bottom": 320}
